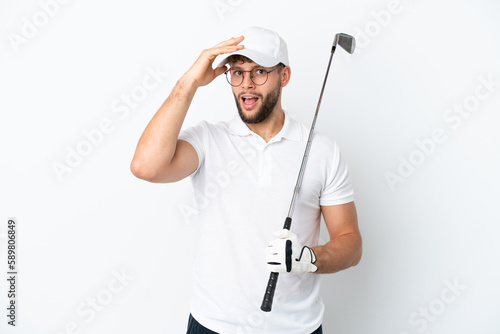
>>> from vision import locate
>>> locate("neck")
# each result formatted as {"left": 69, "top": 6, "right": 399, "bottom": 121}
{"left": 245, "top": 107, "right": 285, "bottom": 143}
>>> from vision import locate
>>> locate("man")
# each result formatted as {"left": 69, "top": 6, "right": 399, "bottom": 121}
{"left": 131, "top": 26, "right": 362, "bottom": 334}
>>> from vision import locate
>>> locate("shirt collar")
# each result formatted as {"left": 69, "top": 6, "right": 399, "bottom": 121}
{"left": 227, "top": 110, "right": 301, "bottom": 142}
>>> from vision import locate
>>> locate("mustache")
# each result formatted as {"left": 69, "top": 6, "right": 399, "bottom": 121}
{"left": 237, "top": 92, "right": 263, "bottom": 99}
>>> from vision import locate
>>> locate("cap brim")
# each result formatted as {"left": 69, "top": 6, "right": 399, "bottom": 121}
{"left": 215, "top": 48, "right": 281, "bottom": 68}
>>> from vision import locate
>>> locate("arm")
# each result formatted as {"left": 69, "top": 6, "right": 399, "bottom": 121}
{"left": 312, "top": 201, "right": 362, "bottom": 274}
{"left": 130, "top": 36, "right": 245, "bottom": 183}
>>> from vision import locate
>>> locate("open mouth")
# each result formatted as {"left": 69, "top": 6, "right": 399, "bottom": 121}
{"left": 241, "top": 95, "right": 260, "bottom": 109}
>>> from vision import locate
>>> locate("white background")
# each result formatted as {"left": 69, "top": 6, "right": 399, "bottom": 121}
{"left": 1, "top": 0, "right": 499, "bottom": 333}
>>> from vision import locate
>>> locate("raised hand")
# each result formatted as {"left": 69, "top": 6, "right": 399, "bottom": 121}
{"left": 184, "top": 36, "right": 244, "bottom": 88}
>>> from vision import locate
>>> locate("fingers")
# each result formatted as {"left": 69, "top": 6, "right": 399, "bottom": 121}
{"left": 201, "top": 36, "right": 244, "bottom": 67}
{"left": 213, "top": 65, "right": 228, "bottom": 78}
{"left": 205, "top": 36, "right": 245, "bottom": 60}
{"left": 184, "top": 36, "right": 244, "bottom": 87}
{"left": 274, "top": 229, "right": 296, "bottom": 239}
{"left": 267, "top": 238, "right": 283, "bottom": 249}
{"left": 213, "top": 35, "right": 244, "bottom": 48}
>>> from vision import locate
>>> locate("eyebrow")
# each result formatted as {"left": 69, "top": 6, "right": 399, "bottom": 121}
{"left": 229, "top": 65, "right": 265, "bottom": 70}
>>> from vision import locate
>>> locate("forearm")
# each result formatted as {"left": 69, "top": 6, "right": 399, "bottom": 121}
{"left": 131, "top": 75, "right": 198, "bottom": 175}
{"left": 312, "top": 233, "right": 362, "bottom": 274}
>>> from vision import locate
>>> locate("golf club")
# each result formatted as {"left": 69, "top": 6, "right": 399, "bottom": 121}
{"left": 260, "top": 33, "right": 356, "bottom": 313}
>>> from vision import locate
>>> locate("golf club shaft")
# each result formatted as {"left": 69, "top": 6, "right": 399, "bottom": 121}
{"left": 287, "top": 49, "right": 335, "bottom": 219}
{"left": 260, "top": 48, "right": 337, "bottom": 313}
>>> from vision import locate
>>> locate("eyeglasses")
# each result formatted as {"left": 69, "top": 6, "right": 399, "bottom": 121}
{"left": 224, "top": 64, "right": 283, "bottom": 87}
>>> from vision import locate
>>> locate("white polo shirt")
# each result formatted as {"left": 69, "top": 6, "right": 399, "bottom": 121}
{"left": 179, "top": 110, "right": 354, "bottom": 334}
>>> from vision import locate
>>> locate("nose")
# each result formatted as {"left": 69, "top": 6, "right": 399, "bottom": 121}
{"left": 240, "top": 71, "right": 255, "bottom": 89}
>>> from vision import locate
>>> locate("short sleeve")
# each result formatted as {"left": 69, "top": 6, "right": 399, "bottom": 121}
{"left": 178, "top": 121, "right": 208, "bottom": 176}
{"left": 319, "top": 139, "right": 354, "bottom": 206}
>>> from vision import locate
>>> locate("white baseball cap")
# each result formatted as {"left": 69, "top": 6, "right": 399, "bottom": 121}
{"left": 215, "top": 26, "right": 289, "bottom": 68}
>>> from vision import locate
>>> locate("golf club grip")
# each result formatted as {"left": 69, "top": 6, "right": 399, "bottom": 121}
{"left": 260, "top": 217, "right": 292, "bottom": 312}
{"left": 261, "top": 272, "right": 279, "bottom": 312}
{"left": 283, "top": 217, "right": 292, "bottom": 230}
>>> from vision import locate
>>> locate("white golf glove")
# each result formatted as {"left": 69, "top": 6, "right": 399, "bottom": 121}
{"left": 266, "top": 229, "right": 318, "bottom": 273}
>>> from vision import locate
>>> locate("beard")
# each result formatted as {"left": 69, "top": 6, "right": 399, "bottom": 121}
{"left": 233, "top": 82, "right": 281, "bottom": 124}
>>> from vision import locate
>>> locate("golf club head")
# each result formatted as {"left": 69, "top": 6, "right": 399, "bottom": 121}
{"left": 333, "top": 33, "right": 356, "bottom": 54}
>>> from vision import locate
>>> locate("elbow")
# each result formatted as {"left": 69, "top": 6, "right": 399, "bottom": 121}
{"left": 351, "top": 236, "right": 363, "bottom": 267}
{"left": 130, "top": 158, "right": 159, "bottom": 182}
{"left": 352, "top": 249, "right": 362, "bottom": 267}
{"left": 130, "top": 158, "right": 146, "bottom": 180}
{"left": 130, "top": 157, "right": 174, "bottom": 183}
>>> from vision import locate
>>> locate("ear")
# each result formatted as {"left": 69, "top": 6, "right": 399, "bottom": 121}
{"left": 280, "top": 66, "right": 291, "bottom": 88}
